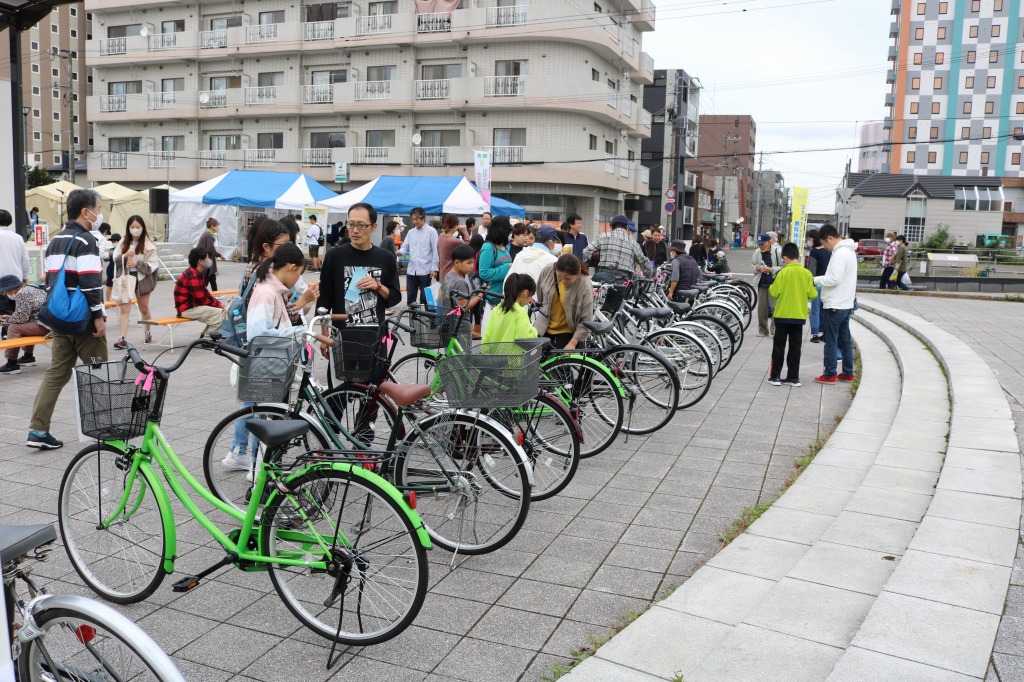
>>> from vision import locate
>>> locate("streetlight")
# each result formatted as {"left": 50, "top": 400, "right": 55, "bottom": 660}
{"left": 21, "top": 106, "right": 30, "bottom": 190}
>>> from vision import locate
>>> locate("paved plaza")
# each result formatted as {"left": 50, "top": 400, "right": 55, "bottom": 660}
{"left": 0, "top": 262, "right": 852, "bottom": 681}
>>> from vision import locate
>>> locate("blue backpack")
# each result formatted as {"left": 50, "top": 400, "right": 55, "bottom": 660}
{"left": 38, "top": 231, "right": 92, "bottom": 335}
{"left": 219, "top": 274, "right": 259, "bottom": 348}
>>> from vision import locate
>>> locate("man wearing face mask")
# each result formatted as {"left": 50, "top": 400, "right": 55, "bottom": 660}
{"left": 173, "top": 247, "right": 224, "bottom": 337}
{"left": 27, "top": 189, "right": 107, "bottom": 450}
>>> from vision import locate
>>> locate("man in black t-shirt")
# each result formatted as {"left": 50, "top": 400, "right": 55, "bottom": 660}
{"left": 317, "top": 202, "right": 402, "bottom": 358}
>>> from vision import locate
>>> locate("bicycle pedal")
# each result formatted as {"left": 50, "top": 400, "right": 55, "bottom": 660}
{"left": 171, "top": 575, "right": 201, "bottom": 592}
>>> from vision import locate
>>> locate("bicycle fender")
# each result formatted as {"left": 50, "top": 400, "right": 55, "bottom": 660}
{"left": 135, "top": 460, "right": 177, "bottom": 576}
{"left": 268, "top": 462, "right": 433, "bottom": 550}
{"left": 541, "top": 354, "right": 628, "bottom": 399}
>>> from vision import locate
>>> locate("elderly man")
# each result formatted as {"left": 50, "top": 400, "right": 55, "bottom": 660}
{"left": 583, "top": 214, "right": 652, "bottom": 313}
{"left": 28, "top": 188, "right": 108, "bottom": 450}
{"left": 667, "top": 239, "right": 700, "bottom": 301}
{"left": 752, "top": 232, "right": 783, "bottom": 336}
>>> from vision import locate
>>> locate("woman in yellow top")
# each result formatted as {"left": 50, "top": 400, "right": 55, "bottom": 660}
{"left": 533, "top": 254, "right": 593, "bottom": 350}
{"left": 482, "top": 273, "right": 538, "bottom": 344}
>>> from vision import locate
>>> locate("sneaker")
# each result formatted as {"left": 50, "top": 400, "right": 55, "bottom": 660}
{"left": 0, "top": 361, "right": 21, "bottom": 376}
{"left": 113, "top": 338, "right": 127, "bottom": 350}
{"left": 837, "top": 374, "right": 856, "bottom": 382}
{"left": 18, "top": 355, "right": 36, "bottom": 367}
{"left": 27, "top": 431, "right": 63, "bottom": 450}
{"left": 767, "top": 376, "right": 782, "bottom": 386}
{"left": 222, "top": 450, "right": 251, "bottom": 471}
{"left": 810, "top": 335, "right": 823, "bottom": 344}
{"left": 814, "top": 375, "right": 836, "bottom": 384}
{"left": 782, "top": 378, "right": 802, "bottom": 387}
{"left": 245, "top": 450, "right": 264, "bottom": 483}
{"left": 145, "top": 331, "right": 153, "bottom": 344}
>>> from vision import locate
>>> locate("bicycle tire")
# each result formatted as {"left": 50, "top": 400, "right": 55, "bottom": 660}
{"left": 392, "top": 411, "right": 530, "bottom": 554}
{"left": 685, "top": 314, "right": 737, "bottom": 371}
{"left": 488, "top": 392, "right": 580, "bottom": 501}
{"left": 713, "top": 289, "right": 752, "bottom": 330}
{"left": 693, "top": 302, "right": 745, "bottom": 350}
{"left": 203, "top": 404, "right": 333, "bottom": 513}
{"left": 319, "top": 382, "right": 401, "bottom": 451}
{"left": 262, "top": 466, "right": 428, "bottom": 645}
{"left": 389, "top": 350, "right": 440, "bottom": 387}
{"left": 670, "top": 321, "right": 725, "bottom": 376}
{"left": 643, "top": 328, "right": 714, "bottom": 409}
{"left": 59, "top": 444, "right": 168, "bottom": 604}
{"left": 597, "top": 344, "right": 681, "bottom": 435}
{"left": 17, "top": 595, "right": 185, "bottom": 682}
{"left": 540, "top": 355, "right": 625, "bottom": 458}
{"left": 731, "top": 279, "right": 758, "bottom": 309}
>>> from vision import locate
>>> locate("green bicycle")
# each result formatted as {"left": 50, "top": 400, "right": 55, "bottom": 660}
{"left": 58, "top": 337, "right": 430, "bottom": 646}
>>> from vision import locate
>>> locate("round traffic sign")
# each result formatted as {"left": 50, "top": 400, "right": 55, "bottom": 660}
{"left": 665, "top": 188, "right": 677, "bottom": 200}
{"left": 665, "top": 202, "right": 675, "bottom": 213}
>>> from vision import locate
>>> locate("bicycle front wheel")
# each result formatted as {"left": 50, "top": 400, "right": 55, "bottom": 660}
{"left": 58, "top": 444, "right": 168, "bottom": 604}
{"left": 599, "top": 344, "right": 681, "bottom": 435}
{"left": 541, "top": 356, "right": 625, "bottom": 458}
{"left": 389, "top": 350, "right": 440, "bottom": 386}
{"left": 393, "top": 411, "right": 531, "bottom": 555}
{"left": 262, "top": 467, "right": 428, "bottom": 645}
{"left": 644, "top": 328, "right": 714, "bottom": 409}
{"left": 17, "top": 596, "right": 185, "bottom": 682}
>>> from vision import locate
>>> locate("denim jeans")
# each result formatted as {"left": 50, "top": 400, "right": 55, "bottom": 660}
{"left": 809, "top": 286, "right": 823, "bottom": 336}
{"left": 823, "top": 308, "right": 854, "bottom": 378}
{"left": 406, "top": 274, "right": 432, "bottom": 306}
{"left": 231, "top": 402, "right": 258, "bottom": 460}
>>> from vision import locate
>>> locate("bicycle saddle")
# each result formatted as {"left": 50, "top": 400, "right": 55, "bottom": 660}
{"left": 581, "top": 320, "right": 615, "bottom": 335}
{"left": 515, "top": 337, "right": 553, "bottom": 353}
{"left": 626, "top": 306, "right": 673, "bottom": 323}
{"left": 0, "top": 524, "right": 55, "bottom": 563}
{"left": 675, "top": 289, "right": 699, "bottom": 300}
{"left": 245, "top": 419, "right": 310, "bottom": 449}
{"left": 379, "top": 382, "right": 433, "bottom": 407}
{"left": 712, "top": 274, "right": 730, "bottom": 282}
{"left": 667, "top": 301, "right": 691, "bottom": 315}
{"left": 694, "top": 282, "right": 714, "bottom": 291}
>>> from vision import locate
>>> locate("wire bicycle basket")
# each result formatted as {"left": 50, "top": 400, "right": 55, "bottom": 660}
{"left": 332, "top": 325, "right": 384, "bottom": 382}
{"left": 238, "top": 335, "right": 301, "bottom": 402}
{"left": 408, "top": 309, "right": 463, "bottom": 349}
{"left": 437, "top": 341, "right": 542, "bottom": 409}
{"left": 75, "top": 360, "right": 164, "bottom": 441}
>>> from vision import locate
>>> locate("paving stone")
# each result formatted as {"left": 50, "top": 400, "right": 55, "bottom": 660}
{"left": 744, "top": 577, "right": 875, "bottom": 648}
{"left": 587, "top": 564, "right": 663, "bottom": 600}
{"left": 908, "top": 516, "right": 1018, "bottom": 567}
{"left": 745, "top": 506, "right": 835, "bottom": 546}
{"left": 947, "top": 428, "right": 1019, "bottom": 453}
{"left": 788, "top": 541, "right": 900, "bottom": 596}
{"left": 431, "top": 638, "right": 534, "bottom": 682}
{"left": 468, "top": 605, "right": 560, "bottom": 650}
{"left": 844, "top": 486, "right": 931, "bottom": 523}
{"left": 796, "top": 464, "right": 869, "bottom": 492}
{"left": 828, "top": 647, "right": 978, "bottom": 681}
{"left": 820, "top": 510, "right": 919, "bottom": 555}
{"left": 565, "top": 590, "right": 651, "bottom": 628}
{"left": 178, "top": 623, "right": 282, "bottom": 672}
{"left": 521, "top": 554, "right": 602, "bottom": 588}
{"left": 938, "top": 465, "right": 1024, "bottom": 499}
{"left": 603, "top": 543, "right": 675, "bottom": 573}
{"left": 332, "top": 657, "right": 427, "bottom": 681}
{"left": 686, "top": 624, "right": 845, "bottom": 682}
{"left": 561, "top": 655, "right": 662, "bottom": 681}
{"left": 885, "top": 549, "right": 1011, "bottom": 614}
{"left": 773, "top": 483, "right": 854, "bottom": 516}
{"left": 945, "top": 446, "right": 1021, "bottom": 473}
{"left": 928, "top": 489, "right": 1022, "bottom": 529}
{"left": 659, "top": 566, "right": 776, "bottom": 626}
{"left": 995, "top": 615, "right": 1024, "bottom": 657}
{"left": 496, "top": 579, "right": 581, "bottom": 619}
{"left": 872, "top": 446, "right": 944, "bottom": 472}
{"left": 811, "top": 447, "right": 877, "bottom": 470}
{"left": 706, "top": 533, "right": 809, "bottom": 581}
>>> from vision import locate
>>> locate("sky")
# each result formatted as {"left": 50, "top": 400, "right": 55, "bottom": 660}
{"left": 643, "top": 0, "right": 893, "bottom": 212}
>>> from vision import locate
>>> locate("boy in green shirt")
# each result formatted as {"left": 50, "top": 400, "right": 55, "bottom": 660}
{"left": 767, "top": 242, "right": 818, "bottom": 386}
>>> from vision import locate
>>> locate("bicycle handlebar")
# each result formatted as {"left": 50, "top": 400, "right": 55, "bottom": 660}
{"left": 124, "top": 335, "right": 249, "bottom": 375}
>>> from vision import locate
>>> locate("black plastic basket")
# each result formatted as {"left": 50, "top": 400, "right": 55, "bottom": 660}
{"left": 409, "top": 309, "right": 463, "bottom": 349}
{"left": 437, "top": 341, "right": 542, "bottom": 408}
{"left": 75, "top": 361, "right": 164, "bottom": 441}
{"left": 332, "top": 325, "right": 383, "bottom": 382}
{"left": 238, "top": 336, "right": 301, "bottom": 402}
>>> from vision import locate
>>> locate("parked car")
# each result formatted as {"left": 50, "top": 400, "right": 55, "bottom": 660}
{"left": 856, "top": 239, "right": 887, "bottom": 262}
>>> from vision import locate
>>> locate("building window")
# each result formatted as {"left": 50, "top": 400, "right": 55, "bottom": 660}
{"left": 968, "top": 51, "right": 976, "bottom": 63}
{"left": 960, "top": 151, "right": 969, "bottom": 163}
{"left": 50, "top": 24, "right": 57, "bottom": 33}
{"left": 937, "top": 26, "right": 946, "bottom": 39}
{"left": 52, "top": 112, "right": 59, "bottom": 121}
{"left": 53, "top": 133, "right": 60, "bottom": 142}
{"left": 30, "top": 41, "right": 37, "bottom": 50}
{"left": 935, "top": 51, "right": 945, "bottom": 64}
{"left": 258, "top": 10, "right": 285, "bottom": 25}
{"left": 914, "top": 52, "right": 923, "bottom": 65}
{"left": 51, "top": 68, "right": 58, "bottom": 77}
{"left": 53, "top": 155, "right": 61, "bottom": 164}
{"left": 366, "top": 129, "right": 397, "bottom": 147}
{"left": 934, "top": 77, "right": 943, "bottom": 89}
{"left": 930, "top": 126, "right": 939, "bottom": 139}
{"left": 905, "top": 192, "right": 927, "bottom": 242}
{"left": 987, "top": 76, "right": 996, "bottom": 88}
{"left": 70, "top": 29, "right": 76, "bottom": 38}
{"left": 969, "top": 25, "right": 979, "bottom": 38}
{"left": 909, "top": 126, "right": 918, "bottom": 138}
{"left": 981, "top": 151, "right": 990, "bottom": 164}
{"left": 257, "top": 71, "right": 284, "bottom": 87}
{"left": 605, "top": 140, "right": 614, "bottom": 154}
{"left": 32, "top": 109, "right": 39, "bottom": 118}
{"left": 996, "top": 0, "right": 1004, "bottom": 8}
{"left": 983, "top": 127, "right": 992, "bottom": 138}
{"left": 910, "top": 101, "right": 920, "bottom": 114}
{"left": 990, "top": 50, "right": 999, "bottom": 63}
{"left": 939, "top": 1, "right": 948, "bottom": 12}
{"left": 912, "top": 77, "right": 921, "bottom": 90}
{"left": 928, "top": 151, "right": 937, "bottom": 163}
{"left": 966, "top": 76, "right": 974, "bottom": 88}
{"left": 256, "top": 132, "right": 284, "bottom": 149}
{"left": 1014, "top": 153, "right": 1021, "bottom": 165}
{"left": 961, "top": 126, "right": 970, "bottom": 139}
{"left": 907, "top": 151, "right": 916, "bottom": 163}
{"left": 915, "top": 27, "right": 924, "bottom": 39}
{"left": 1016, "top": 127, "right": 1023, "bottom": 136}
{"left": 32, "top": 132, "right": 40, "bottom": 141}
{"left": 309, "top": 132, "right": 346, "bottom": 148}
{"left": 985, "top": 101, "right": 994, "bottom": 114}
{"left": 31, "top": 64, "right": 38, "bottom": 73}
{"left": 589, "top": 134, "right": 597, "bottom": 150}
{"left": 591, "top": 69, "right": 599, "bottom": 82}
{"left": 109, "top": 137, "right": 141, "bottom": 152}
{"left": 932, "top": 102, "right": 941, "bottom": 114}
{"left": 31, "top": 86, "right": 39, "bottom": 95}
{"left": 916, "top": 2, "right": 925, "bottom": 14}
{"left": 209, "top": 135, "right": 241, "bottom": 151}
{"left": 992, "top": 24, "right": 1001, "bottom": 37}
{"left": 971, "top": 0, "right": 980, "bottom": 10}
{"left": 963, "top": 101, "right": 973, "bottom": 114}
{"left": 495, "top": 60, "right": 528, "bottom": 77}
{"left": 108, "top": 24, "right": 142, "bottom": 38}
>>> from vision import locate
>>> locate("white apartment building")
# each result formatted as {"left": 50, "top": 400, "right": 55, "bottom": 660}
{"left": 84, "top": 0, "right": 656, "bottom": 226}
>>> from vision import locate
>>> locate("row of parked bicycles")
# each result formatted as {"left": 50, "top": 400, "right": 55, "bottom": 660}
{"left": 4, "top": 266, "right": 753, "bottom": 680}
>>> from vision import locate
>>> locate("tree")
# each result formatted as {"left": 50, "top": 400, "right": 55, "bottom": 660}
{"left": 920, "top": 224, "right": 954, "bottom": 250}
{"left": 27, "top": 165, "right": 54, "bottom": 189}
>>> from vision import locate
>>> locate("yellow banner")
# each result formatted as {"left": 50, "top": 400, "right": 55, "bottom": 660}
{"left": 790, "top": 187, "right": 809, "bottom": 257}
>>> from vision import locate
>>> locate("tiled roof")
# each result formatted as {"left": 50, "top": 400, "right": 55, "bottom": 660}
{"left": 848, "top": 173, "right": 1002, "bottom": 199}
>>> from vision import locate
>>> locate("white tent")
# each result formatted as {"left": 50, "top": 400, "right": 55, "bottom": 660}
{"left": 318, "top": 175, "right": 525, "bottom": 216}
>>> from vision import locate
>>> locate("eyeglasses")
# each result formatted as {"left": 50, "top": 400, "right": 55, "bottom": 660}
{"left": 348, "top": 222, "right": 373, "bottom": 231}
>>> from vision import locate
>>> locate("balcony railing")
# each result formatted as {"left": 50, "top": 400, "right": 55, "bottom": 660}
{"left": 355, "top": 80, "right": 392, "bottom": 100}
{"left": 621, "top": 97, "right": 633, "bottom": 117}
{"left": 414, "top": 147, "right": 448, "bottom": 167}
{"left": 607, "top": 22, "right": 620, "bottom": 43}
{"left": 100, "top": 37, "right": 126, "bottom": 55}
{"left": 101, "top": 152, "right": 128, "bottom": 169}
{"left": 625, "top": 37, "right": 637, "bottom": 57}
{"left": 356, "top": 14, "right": 394, "bottom": 35}
{"left": 100, "top": 94, "right": 126, "bottom": 112}
{"left": 304, "top": 20, "right": 334, "bottom": 41}
{"left": 148, "top": 151, "right": 176, "bottom": 168}
{"left": 245, "top": 149, "right": 277, "bottom": 167}
{"left": 641, "top": 166, "right": 650, "bottom": 185}
{"left": 415, "top": 79, "right": 450, "bottom": 100}
{"left": 607, "top": 87, "right": 617, "bottom": 108}
{"left": 485, "top": 75, "right": 525, "bottom": 97}
{"left": 605, "top": 156, "right": 616, "bottom": 173}
{"left": 147, "top": 93, "right": 176, "bottom": 110}
{"left": 353, "top": 147, "right": 391, "bottom": 163}
{"left": 199, "top": 90, "right": 227, "bottom": 109}
{"left": 303, "top": 84, "right": 334, "bottom": 104}
{"left": 417, "top": 11, "right": 452, "bottom": 33}
{"left": 641, "top": 52, "right": 654, "bottom": 73}
{"left": 200, "top": 150, "right": 227, "bottom": 168}
{"left": 149, "top": 33, "right": 178, "bottom": 51}
{"left": 486, "top": 5, "right": 527, "bottom": 27}
{"left": 246, "top": 24, "right": 279, "bottom": 44}
{"left": 245, "top": 86, "right": 277, "bottom": 105}
{"left": 302, "top": 148, "right": 333, "bottom": 166}
{"left": 490, "top": 146, "right": 524, "bottom": 165}
{"left": 201, "top": 30, "right": 227, "bottom": 49}
{"left": 620, "top": 162, "right": 630, "bottom": 178}
{"left": 640, "top": 109, "right": 652, "bottom": 127}
{"left": 683, "top": 170, "right": 696, "bottom": 189}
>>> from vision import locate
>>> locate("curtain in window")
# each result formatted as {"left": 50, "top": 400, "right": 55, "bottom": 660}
{"left": 414, "top": 0, "right": 459, "bottom": 14}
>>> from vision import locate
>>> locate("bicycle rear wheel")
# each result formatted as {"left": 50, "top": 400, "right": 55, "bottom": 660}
{"left": 671, "top": 321, "right": 725, "bottom": 376}
{"left": 18, "top": 596, "right": 185, "bottom": 681}
{"left": 262, "top": 466, "right": 428, "bottom": 645}
{"left": 693, "top": 302, "right": 745, "bottom": 351}
{"left": 540, "top": 356, "right": 625, "bottom": 458}
{"left": 644, "top": 328, "right": 714, "bottom": 409}
{"left": 393, "top": 411, "right": 530, "bottom": 554}
{"left": 686, "top": 314, "right": 737, "bottom": 371}
{"left": 599, "top": 344, "right": 681, "bottom": 435}
{"left": 58, "top": 444, "right": 168, "bottom": 604}
{"left": 389, "top": 350, "right": 440, "bottom": 386}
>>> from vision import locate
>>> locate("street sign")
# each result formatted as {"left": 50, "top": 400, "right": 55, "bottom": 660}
{"left": 664, "top": 202, "right": 675, "bottom": 214}
{"left": 664, "top": 188, "right": 677, "bottom": 200}
{"left": 334, "top": 162, "right": 348, "bottom": 183}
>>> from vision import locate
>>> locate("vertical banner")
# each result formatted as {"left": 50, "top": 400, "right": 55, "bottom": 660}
{"left": 474, "top": 150, "right": 492, "bottom": 209}
{"left": 790, "top": 187, "right": 808, "bottom": 258}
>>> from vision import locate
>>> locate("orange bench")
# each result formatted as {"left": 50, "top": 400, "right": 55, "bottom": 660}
{"left": 211, "top": 289, "right": 238, "bottom": 297}
{"left": 0, "top": 335, "right": 52, "bottom": 352}
{"left": 105, "top": 299, "right": 136, "bottom": 308}
{"left": 138, "top": 317, "right": 193, "bottom": 350}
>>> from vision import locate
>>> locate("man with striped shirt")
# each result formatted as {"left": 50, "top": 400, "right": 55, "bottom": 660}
{"left": 27, "top": 189, "right": 108, "bottom": 450}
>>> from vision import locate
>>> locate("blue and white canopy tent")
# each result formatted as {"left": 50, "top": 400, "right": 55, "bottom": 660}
{"left": 318, "top": 175, "right": 525, "bottom": 217}
{"left": 168, "top": 170, "right": 338, "bottom": 259}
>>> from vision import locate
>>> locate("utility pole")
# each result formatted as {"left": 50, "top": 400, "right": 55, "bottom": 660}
{"left": 753, "top": 151, "right": 763, "bottom": 234}
{"left": 52, "top": 49, "right": 76, "bottom": 184}
{"left": 671, "top": 71, "right": 687, "bottom": 242}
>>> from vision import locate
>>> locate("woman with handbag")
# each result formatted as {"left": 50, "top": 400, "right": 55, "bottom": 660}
{"left": 112, "top": 215, "right": 160, "bottom": 350}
